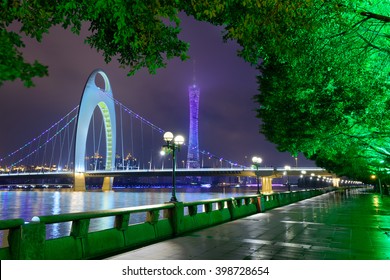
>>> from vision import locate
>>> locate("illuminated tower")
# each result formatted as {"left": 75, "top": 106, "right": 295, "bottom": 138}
{"left": 187, "top": 81, "right": 200, "bottom": 169}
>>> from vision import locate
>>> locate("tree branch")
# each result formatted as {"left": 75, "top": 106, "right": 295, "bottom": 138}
{"left": 358, "top": 33, "right": 390, "bottom": 54}
{"left": 360, "top": 12, "right": 390, "bottom": 23}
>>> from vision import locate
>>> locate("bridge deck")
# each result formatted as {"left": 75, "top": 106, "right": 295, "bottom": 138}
{"left": 107, "top": 188, "right": 390, "bottom": 260}
{"left": 0, "top": 167, "right": 331, "bottom": 180}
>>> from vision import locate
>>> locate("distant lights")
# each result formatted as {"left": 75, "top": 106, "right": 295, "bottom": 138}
{"left": 0, "top": 106, "right": 79, "bottom": 164}
{"left": 7, "top": 115, "right": 78, "bottom": 169}
{"left": 106, "top": 92, "right": 242, "bottom": 169}
{"left": 5, "top": 89, "right": 246, "bottom": 171}
{"left": 199, "top": 149, "right": 246, "bottom": 169}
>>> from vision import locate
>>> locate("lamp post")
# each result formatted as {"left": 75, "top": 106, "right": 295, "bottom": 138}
{"left": 252, "top": 156, "right": 262, "bottom": 194}
{"left": 284, "top": 165, "right": 291, "bottom": 191}
{"left": 371, "top": 174, "right": 383, "bottom": 197}
{"left": 162, "top": 131, "right": 184, "bottom": 202}
{"left": 301, "top": 170, "right": 306, "bottom": 189}
{"left": 378, "top": 160, "right": 384, "bottom": 197}
{"left": 293, "top": 155, "right": 298, "bottom": 167}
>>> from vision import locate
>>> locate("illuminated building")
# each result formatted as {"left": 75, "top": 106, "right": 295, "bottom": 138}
{"left": 187, "top": 82, "right": 200, "bottom": 168}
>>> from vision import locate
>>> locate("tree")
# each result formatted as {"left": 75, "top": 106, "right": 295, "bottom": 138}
{"left": 183, "top": 0, "right": 390, "bottom": 181}
{"left": 1, "top": 0, "right": 189, "bottom": 87}
{"left": 252, "top": 1, "right": 390, "bottom": 180}
{"left": 2, "top": 0, "right": 390, "bottom": 181}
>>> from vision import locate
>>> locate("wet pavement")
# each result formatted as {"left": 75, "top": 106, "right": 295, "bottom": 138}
{"left": 107, "top": 188, "right": 390, "bottom": 260}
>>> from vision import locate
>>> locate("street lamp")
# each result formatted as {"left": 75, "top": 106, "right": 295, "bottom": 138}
{"left": 252, "top": 156, "right": 262, "bottom": 194}
{"left": 293, "top": 155, "right": 298, "bottom": 167}
{"left": 162, "top": 131, "right": 184, "bottom": 202}
{"left": 284, "top": 165, "right": 291, "bottom": 191}
{"left": 371, "top": 174, "right": 383, "bottom": 196}
{"left": 301, "top": 170, "right": 306, "bottom": 189}
{"left": 378, "top": 160, "right": 384, "bottom": 196}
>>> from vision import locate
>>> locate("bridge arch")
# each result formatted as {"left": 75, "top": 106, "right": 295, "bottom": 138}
{"left": 74, "top": 69, "right": 116, "bottom": 190}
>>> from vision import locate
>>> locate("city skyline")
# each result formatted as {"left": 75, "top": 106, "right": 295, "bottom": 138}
{"left": 0, "top": 15, "right": 316, "bottom": 168}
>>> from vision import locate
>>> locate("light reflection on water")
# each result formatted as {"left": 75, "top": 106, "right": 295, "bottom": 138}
{"left": 0, "top": 187, "right": 253, "bottom": 243}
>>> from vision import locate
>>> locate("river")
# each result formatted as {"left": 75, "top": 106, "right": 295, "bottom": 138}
{"left": 0, "top": 186, "right": 258, "bottom": 244}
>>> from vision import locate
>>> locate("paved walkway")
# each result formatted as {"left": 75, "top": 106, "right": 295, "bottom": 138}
{"left": 107, "top": 188, "right": 390, "bottom": 260}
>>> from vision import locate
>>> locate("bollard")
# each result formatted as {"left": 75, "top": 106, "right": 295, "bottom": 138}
{"left": 164, "top": 202, "right": 184, "bottom": 235}
{"left": 20, "top": 221, "right": 46, "bottom": 260}
{"left": 256, "top": 195, "right": 265, "bottom": 213}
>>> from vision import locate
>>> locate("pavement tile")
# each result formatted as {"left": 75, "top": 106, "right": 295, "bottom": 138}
{"left": 107, "top": 188, "right": 390, "bottom": 260}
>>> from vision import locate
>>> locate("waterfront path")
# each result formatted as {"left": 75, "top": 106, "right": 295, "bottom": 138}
{"left": 107, "top": 188, "right": 390, "bottom": 260}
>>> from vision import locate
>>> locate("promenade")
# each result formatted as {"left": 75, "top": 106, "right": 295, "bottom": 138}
{"left": 107, "top": 188, "right": 390, "bottom": 260}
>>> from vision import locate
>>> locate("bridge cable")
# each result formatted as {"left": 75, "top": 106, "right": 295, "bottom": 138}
{"left": 66, "top": 116, "right": 77, "bottom": 170}
{"left": 0, "top": 106, "right": 79, "bottom": 164}
{"left": 48, "top": 120, "right": 60, "bottom": 170}
{"left": 130, "top": 114, "right": 134, "bottom": 170}
{"left": 120, "top": 104, "right": 124, "bottom": 170}
{"left": 41, "top": 124, "right": 51, "bottom": 169}
{"left": 102, "top": 92, "right": 164, "bottom": 134}
{"left": 57, "top": 112, "right": 69, "bottom": 171}
{"left": 107, "top": 93, "right": 248, "bottom": 169}
{"left": 33, "top": 134, "right": 42, "bottom": 170}
{"left": 150, "top": 126, "right": 154, "bottom": 169}
{"left": 141, "top": 120, "right": 144, "bottom": 169}
{"left": 7, "top": 115, "right": 78, "bottom": 170}
{"left": 92, "top": 110, "right": 96, "bottom": 167}
{"left": 95, "top": 117, "right": 104, "bottom": 170}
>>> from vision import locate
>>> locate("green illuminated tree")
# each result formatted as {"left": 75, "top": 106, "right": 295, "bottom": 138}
{"left": 252, "top": 1, "right": 390, "bottom": 179}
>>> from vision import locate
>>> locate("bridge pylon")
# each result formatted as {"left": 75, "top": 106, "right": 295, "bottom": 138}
{"left": 73, "top": 69, "right": 116, "bottom": 191}
{"left": 102, "top": 177, "right": 114, "bottom": 192}
{"left": 332, "top": 177, "right": 340, "bottom": 187}
{"left": 74, "top": 172, "right": 86, "bottom": 191}
{"left": 261, "top": 173, "right": 282, "bottom": 194}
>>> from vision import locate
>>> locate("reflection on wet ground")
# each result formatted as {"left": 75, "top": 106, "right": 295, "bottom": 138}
{"left": 108, "top": 188, "right": 390, "bottom": 260}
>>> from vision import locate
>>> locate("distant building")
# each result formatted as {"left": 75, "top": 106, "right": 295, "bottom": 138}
{"left": 115, "top": 153, "right": 138, "bottom": 170}
{"left": 88, "top": 152, "right": 105, "bottom": 170}
{"left": 187, "top": 83, "right": 200, "bottom": 169}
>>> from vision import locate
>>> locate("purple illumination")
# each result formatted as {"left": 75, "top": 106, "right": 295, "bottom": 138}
{"left": 187, "top": 83, "right": 200, "bottom": 168}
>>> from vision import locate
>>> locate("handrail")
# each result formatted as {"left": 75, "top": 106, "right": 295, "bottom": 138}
{"left": 0, "top": 188, "right": 331, "bottom": 260}
{"left": 0, "top": 219, "right": 24, "bottom": 230}
{"left": 33, "top": 203, "right": 175, "bottom": 224}
{"left": 183, "top": 197, "right": 234, "bottom": 207}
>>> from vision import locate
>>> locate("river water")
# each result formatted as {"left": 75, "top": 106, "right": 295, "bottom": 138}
{"left": 0, "top": 186, "right": 257, "bottom": 243}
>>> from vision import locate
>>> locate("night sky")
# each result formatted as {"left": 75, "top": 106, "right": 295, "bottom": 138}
{"left": 0, "top": 15, "right": 315, "bottom": 168}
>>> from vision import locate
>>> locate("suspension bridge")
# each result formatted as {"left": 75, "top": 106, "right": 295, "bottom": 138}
{"left": 0, "top": 70, "right": 380, "bottom": 264}
{"left": 0, "top": 69, "right": 336, "bottom": 192}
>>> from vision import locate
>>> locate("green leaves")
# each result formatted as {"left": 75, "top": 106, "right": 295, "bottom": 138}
{"left": 1, "top": 0, "right": 390, "bottom": 182}
{"left": 0, "top": 29, "right": 48, "bottom": 87}
{"left": 0, "top": 0, "right": 190, "bottom": 84}
{"left": 251, "top": 0, "right": 390, "bottom": 181}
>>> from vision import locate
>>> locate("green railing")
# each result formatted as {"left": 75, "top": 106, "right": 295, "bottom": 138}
{"left": 0, "top": 188, "right": 331, "bottom": 260}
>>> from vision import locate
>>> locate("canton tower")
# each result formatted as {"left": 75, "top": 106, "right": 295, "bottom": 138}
{"left": 187, "top": 73, "right": 200, "bottom": 169}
